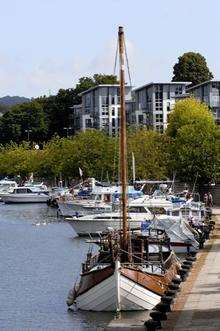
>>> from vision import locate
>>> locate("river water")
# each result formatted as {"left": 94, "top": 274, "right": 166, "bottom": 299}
{"left": 0, "top": 203, "right": 117, "bottom": 331}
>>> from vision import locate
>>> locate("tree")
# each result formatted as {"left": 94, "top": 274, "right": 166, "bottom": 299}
{"left": 172, "top": 52, "right": 213, "bottom": 87}
{"left": 166, "top": 98, "right": 220, "bottom": 184}
{"left": 127, "top": 129, "right": 170, "bottom": 180}
{"left": 166, "top": 98, "right": 215, "bottom": 138}
{"left": 0, "top": 100, "right": 47, "bottom": 143}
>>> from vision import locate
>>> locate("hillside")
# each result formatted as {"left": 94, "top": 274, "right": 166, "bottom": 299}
{"left": 0, "top": 95, "right": 30, "bottom": 114}
{"left": 0, "top": 95, "right": 30, "bottom": 106}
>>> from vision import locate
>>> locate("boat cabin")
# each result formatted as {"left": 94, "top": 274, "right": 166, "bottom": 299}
{"left": 12, "top": 187, "right": 34, "bottom": 194}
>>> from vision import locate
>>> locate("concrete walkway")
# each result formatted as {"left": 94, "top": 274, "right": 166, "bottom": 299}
{"left": 164, "top": 207, "right": 220, "bottom": 331}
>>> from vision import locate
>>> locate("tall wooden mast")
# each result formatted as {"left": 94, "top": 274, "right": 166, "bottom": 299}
{"left": 118, "top": 26, "right": 128, "bottom": 245}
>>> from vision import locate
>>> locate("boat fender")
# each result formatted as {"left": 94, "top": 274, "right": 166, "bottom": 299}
{"left": 182, "top": 260, "right": 193, "bottom": 266}
{"left": 180, "top": 275, "right": 187, "bottom": 282}
{"left": 164, "top": 290, "right": 176, "bottom": 297}
{"left": 144, "top": 318, "right": 161, "bottom": 331}
{"left": 168, "top": 283, "right": 180, "bottom": 291}
{"left": 181, "top": 264, "right": 191, "bottom": 270}
{"left": 178, "top": 269, "right": 189, "bottom": 279}
{"left": 186, "top": 256, "right": 196, "bottom": 262}
{"left": 66, "top": 288, "right": 76, "bottom": 307}
{"left": 161, "top": 296, "right": 174, "bottom": 305}
{"left": 155, "top": 302, "right": 171, "bottom": 313}
{"left": 150, "top": 310, "right": 167, "bottom": 321}
{"left": 172, "top": 277, "right": 181, "bottom": 285}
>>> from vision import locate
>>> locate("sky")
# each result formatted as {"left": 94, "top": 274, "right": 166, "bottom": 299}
{"left": 0, "top": 0, "right": 220, "bottom": 98}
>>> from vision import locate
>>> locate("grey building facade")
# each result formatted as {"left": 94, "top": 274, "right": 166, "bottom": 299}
{"left": 187, "top": 80, "right": 220, "bottom": 124}
{"left": 132, "top": 82, "right": 189, "bottom": 132}
{"left": 72, "top": 84, "right": 132, "bottom": 136}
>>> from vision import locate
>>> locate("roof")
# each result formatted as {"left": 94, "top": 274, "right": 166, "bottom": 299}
{"left": 80, "top": 84, "right": 132, "bottom": 96}
{"left": 134, "top": 81, "right": 191, "bottom": 92}
{"left": 186, "top": 80, "right": 220, "bottom": 91}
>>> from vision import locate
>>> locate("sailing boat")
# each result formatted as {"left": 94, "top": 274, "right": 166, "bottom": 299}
{"left": 67, "top": 27, "right": 181, "bottom": 311}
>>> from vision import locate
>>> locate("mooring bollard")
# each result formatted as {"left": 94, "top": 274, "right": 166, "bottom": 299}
{"left": 144, "top": 318, "right": 161, "bottom": 331}
{"left": 150, "top": 310, "right": 167, "bottom": 321}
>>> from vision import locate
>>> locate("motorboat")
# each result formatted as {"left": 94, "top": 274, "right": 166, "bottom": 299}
{"left": 2, "top": 187, "right": 49, "bottom": 203}
{"left": 65, "top": 206, "right": 153, "bottom": 235}
{"left": 24, "top": 182, "right": 49, "bottom": 194}
{"left": 58, "top": 186, "right": 142, "bottom": 217}
{"left": 147, "top": 216, "right": 199, "bottom": 253}
{"left": 0, "top": 179, "right": 18, "bottom": 201}
{"left": 129, "top": 195, "right": 173, "bottom": 211}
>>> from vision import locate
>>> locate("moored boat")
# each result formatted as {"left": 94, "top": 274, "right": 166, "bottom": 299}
{"left": 67, "top": 231, "right": 181, "bottom": 311}
{"left": 2, "top": 187, "right": 49, "bottom": 203}
{"left": 67, "top": 26, "right": 181, "bottom": 312}
{"left": 0, "top": 179, "right": 18, "bottom": 201}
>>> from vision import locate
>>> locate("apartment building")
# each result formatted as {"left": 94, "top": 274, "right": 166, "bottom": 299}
{"left": 72, "top": 84, "right": 132, "bottom": 135}
{"left": 187, "top": 80, "right": 220, "bottom": 124}
{"left": 132, "top": 82, "right": 189, "bottom": 132}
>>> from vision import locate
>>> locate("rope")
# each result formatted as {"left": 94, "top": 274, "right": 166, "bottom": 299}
{"left": 124, "top": 38, "right": 133, "bottom": 87}
{"left": 113, "top": 39, "right": 118, "bottom": 77}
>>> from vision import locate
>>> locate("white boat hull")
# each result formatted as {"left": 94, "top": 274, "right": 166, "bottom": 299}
{"left": 2, "top": 193, "right": 49, "bottom": 203}
{"left": 75, "top": 265, "right": 161, "bottom": 311}
{"left": 67, "top": 218, "right": 198, "bottom": 253}
{"left": 58, "top": 201, "right": 111, "bottom": 217}
{"left": 67, "top": 218, "right": 141, "bottom": 235}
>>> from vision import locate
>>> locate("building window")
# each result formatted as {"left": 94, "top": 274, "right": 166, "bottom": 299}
{"left": 138, "top": 114, "right": 144, "bottom": 124}
{"left": 112, "top": 118, "right": 116, "bottom": 127}
{"left": 155, "top": 114, "right": 163, "bottom": 123}
{"left": 101, "top": 118, "right": 109, "bottom": 127}
{"left": 85, "top": 94, "right": 91, "bottom": 107}
{"left": 175, "top": 86, "right": 182, "bottom": 95}
{"left": 112, "top": 108, "right": 115, "bottom": 116}
{"left": 167, "top": 102, "right": 171, "bottom": 111}
{"left": 155, "top": 125, "right": 164, "bottom": 133}
{"left": 111, "top": 96, "right": 115, "bottom": 104}
{"left": 155, "top": 102, "right": 163, "bottom": 111}
{"left": 85, "top": 119, "right": 92, "bottom": 128}
{"left": 102, "top": 107, "right": 108, "bottom": 116}
{"left": 101, "top": 96, "right": 109, "bottom": 106}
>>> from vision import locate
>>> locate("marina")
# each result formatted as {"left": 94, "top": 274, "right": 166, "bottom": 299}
{"left": 1, "top": 202, "right": 219, "bottom": 330}
{"left": 0, "top": 6, "right": 220, "bottom": 330}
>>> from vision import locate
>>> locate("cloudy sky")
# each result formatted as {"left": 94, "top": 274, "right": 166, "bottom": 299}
{"left": 0, "top": 0, "right": 219, "bottom": 98}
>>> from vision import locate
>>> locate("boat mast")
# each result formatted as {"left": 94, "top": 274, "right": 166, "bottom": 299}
{"left": 118, "top": 26, "right": 128, "bottom": 245}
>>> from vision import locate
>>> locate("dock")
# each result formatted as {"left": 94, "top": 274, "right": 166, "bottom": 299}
{"left": 106, "top": 208, "right": 220, "bottom": 331}
{"left": 163, "top": 207, "right": 220, "bottom": 331}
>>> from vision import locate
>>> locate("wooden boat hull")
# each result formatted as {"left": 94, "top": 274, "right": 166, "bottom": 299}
{"left": 72, "top": 253, "right": 180, "bottom": 311}
{"left": 75, "top": 266, "right": 161, "bottom": 311}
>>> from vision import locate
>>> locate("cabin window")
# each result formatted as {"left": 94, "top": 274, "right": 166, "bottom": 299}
{"left": 148, "top": 207, "right": 166, "bottom": 215}
{"left": 129, "top": 206, "right": 147, "bottom": 213}
{"left": 16, "top": 188, "right": 27, "bottom": 193}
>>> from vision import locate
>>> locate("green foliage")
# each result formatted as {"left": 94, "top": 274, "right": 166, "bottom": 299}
{"left": 127, "top": 129, "right": 170, "bottom": 180}
{"left": 166, "top": 98, "right": 215, "bottom": 138}
{"left": 0, "top": 73, "right": 118, "bottom": 144}
{"left": 0, "top": 128, "right": 169, "bottom": 181}
{"left": 166, "top": 98, "right": 220, "bottom": 184}
{"left": 0, "top": 100, "right": 47, "bottom": 143}
{"left": 172, "top": 52, "right": 213, "bottom": 86}
{"left": 0, "top": 103, "right": 10, "bottom": 114}
{"left": 0, "top": 142, "right": 44, "bottom": 176}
